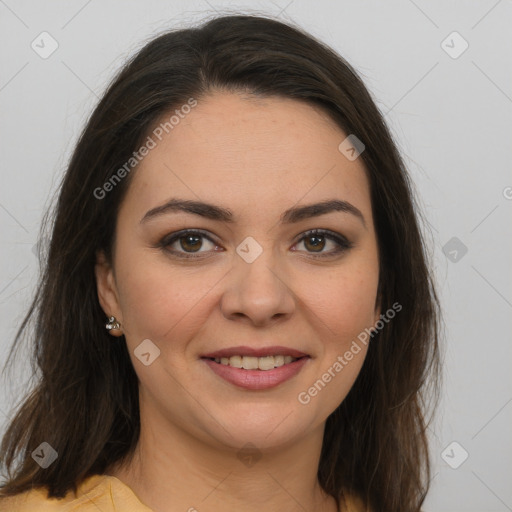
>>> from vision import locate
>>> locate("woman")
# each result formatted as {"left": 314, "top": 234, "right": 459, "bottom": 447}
{"left": 0, "top": 13, "right": 440, "bottom": 512}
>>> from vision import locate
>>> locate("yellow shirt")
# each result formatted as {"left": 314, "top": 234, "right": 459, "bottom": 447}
{"left": 0, "top": 475, "right": 153, "bottom": 512}
{"left": 0, "top": 474, "right": 366, "bottom": 511}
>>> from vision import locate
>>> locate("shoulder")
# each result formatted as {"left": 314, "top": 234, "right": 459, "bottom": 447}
{"left": 0, "top": 474, "right": 153, "bottom": 511}
{"left": 342, "top": 489, "right": 370, "bottom": 512}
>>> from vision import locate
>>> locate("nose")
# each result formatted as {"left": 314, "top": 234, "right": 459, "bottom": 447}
{"left": 220, "top": 249, "right": 296, "bottom": 327}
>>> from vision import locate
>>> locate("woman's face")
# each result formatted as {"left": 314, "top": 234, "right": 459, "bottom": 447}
{"left": 96, "top": 91, "right": 380, "bottom": 451}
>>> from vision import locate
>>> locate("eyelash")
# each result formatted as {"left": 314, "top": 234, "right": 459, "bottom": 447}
{"left": 157, "top": 228, "right": 353, "bottom": 260}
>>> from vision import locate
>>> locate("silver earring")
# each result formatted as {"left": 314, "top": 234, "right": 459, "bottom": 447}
{"left": 105, "top": 316, "right": 121, "bottom": 331}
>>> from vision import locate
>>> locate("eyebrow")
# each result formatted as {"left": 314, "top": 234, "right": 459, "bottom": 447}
{"left": 140, "top": 198, "right": 366, "bottom": 228}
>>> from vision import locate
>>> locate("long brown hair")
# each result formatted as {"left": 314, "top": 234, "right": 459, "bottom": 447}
{"left": 0, "top": 14, "right": 441, "bottom": 511}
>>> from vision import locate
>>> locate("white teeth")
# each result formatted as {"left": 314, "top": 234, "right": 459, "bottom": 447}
{"left": 258, "top": 356, "right": 275, "bottom": 371}
{"left": 242, "top": 356, "right": 259, "bottom": 370}
{"left": 213, "top": 355, "right": 300, "bottom": 370}
{"left": 228, "top": 355, "right": 242, "bottom": 368}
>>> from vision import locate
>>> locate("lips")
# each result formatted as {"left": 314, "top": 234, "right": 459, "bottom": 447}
{"left": 200, "top": 345, "right": 309, "bottom": 359}
{"left": 202, "top": 356, "right": 310, "bottom": 390}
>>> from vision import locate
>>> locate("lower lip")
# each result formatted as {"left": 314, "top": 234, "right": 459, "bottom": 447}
{"left": 202, "top": 357, "right": 310, "bottom": 390}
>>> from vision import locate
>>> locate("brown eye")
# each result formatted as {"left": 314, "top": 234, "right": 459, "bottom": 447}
{"left": 179, "top": 234, "right": 203, "bottom": 252}
{"left": 159, "top": 230, "right": 220, "bottom": 258}
{"left": 303, "top": 234, "right": 326, "bottom": 253}
{"left": 294, "top": 229, "right": 353, "bottom": 258}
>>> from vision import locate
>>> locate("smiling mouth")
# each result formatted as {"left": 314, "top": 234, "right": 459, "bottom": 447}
{"left": 202, "top": 355, "right": 308, "bottom": 371}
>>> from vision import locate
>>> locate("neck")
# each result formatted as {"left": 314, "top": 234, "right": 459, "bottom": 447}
{"left": 107, "top": 405, "right": 339, "bottom": 512}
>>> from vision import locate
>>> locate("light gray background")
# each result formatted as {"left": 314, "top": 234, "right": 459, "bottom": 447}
{"left": 1, "top": 1, "right": 511, "bottom": 511}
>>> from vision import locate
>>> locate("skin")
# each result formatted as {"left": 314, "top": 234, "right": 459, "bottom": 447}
{"left": 95, "top": 91, "right": 380, "bottom": 512}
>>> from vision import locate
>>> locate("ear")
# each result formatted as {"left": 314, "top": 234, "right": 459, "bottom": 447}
{"left": 95, "top": 250, "right": 123, "bottom": 337}
{"left": 373, "top": 283, "right": 382, "bottom": 327}
{"left": 373, "top": 304, "right": 381, "bottom": 326}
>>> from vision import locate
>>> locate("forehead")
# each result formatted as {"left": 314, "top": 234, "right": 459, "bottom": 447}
{"left": 120, "top": 91, "right": 372, "bottom": 225}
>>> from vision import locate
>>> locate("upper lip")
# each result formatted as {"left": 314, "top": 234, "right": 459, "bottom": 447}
{"left": 201, "top": 345, "right": 309, "bottom": 359}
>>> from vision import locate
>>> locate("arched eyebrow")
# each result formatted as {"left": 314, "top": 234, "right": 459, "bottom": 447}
{"left": 140, "top": 198, "right": 366, "bottom": 229}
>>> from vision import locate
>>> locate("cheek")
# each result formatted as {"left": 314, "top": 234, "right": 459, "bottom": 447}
{"left": 294, "top": 264, "right": 377, "bottom": 411}
{"left": 114, "top": 247, "right": 218, "bottom": 344}
{"left": 294, "top": 260, "right": 379, "bottom": 346}
{"left": 114, "top": 230, "right": 379, "bottom": 352}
